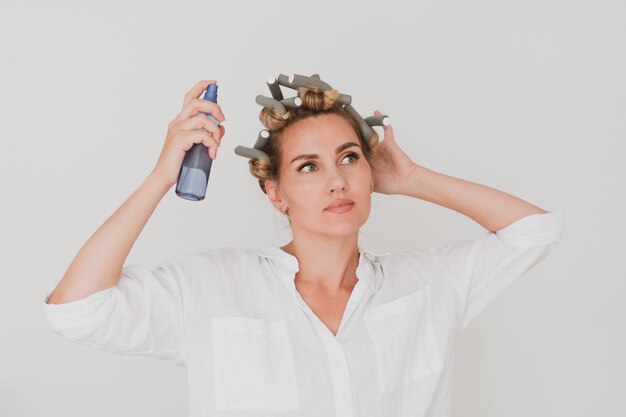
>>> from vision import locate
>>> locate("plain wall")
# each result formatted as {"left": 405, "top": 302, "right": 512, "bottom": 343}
{"left": 1, "top": 0, "right": 624, "bottom": 416}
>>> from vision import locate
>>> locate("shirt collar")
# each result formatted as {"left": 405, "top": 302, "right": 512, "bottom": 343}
{"left": 250, "top": 245, "right": 390, "bottom": 284}
{"left": 251, "top": 245, "right": 390, "bottom": 260}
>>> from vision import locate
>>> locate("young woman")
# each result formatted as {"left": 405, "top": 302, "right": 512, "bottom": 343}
{"left": 43, "top": 77, "right": 563, "bottom": 417}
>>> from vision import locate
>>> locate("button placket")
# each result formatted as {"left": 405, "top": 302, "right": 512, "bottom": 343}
{"left": 325, "top": 337, "right": 354, "bottom": 417}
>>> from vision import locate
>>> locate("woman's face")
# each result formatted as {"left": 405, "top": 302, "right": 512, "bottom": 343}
{"left": 266, "top": 112, "right": 373, "bottom": 238}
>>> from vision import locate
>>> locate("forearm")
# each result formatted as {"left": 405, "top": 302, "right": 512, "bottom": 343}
{"left": 47, "top": 171, "right": 172, "bottom": 304}
{"left": 404, "top": 165, "right": 548, "bottom": 232}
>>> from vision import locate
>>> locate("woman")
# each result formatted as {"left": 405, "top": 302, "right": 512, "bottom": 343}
{"left": 43, "top": 76, "right": 564, "bottom": 416}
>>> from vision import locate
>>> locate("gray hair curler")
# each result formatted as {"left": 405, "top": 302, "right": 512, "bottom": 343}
{"left": 234, "top": 73, "right": 390, "bottom": 164}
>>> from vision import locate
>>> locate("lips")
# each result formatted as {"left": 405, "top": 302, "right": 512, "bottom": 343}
{"left": 325, "top": 198, "right": 355, "bottom": 209}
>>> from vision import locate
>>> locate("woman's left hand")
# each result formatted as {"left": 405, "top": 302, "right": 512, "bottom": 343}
{"left": 369, "top": 110, "right": 420, "bottom": 195}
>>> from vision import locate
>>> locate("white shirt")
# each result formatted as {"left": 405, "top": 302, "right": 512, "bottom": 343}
{"left": 43, "top": 209, "right": 563, "bottom": 417}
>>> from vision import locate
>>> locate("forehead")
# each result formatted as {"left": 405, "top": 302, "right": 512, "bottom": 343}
{"left": 281, "top": 113, "right": 359, "bottom": 152}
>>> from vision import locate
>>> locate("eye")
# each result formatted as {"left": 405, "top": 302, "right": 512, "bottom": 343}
{"left": 341, "top": 152, "right": 360, "bottom": 165}
{"left": 296, "top": 152, "right": 360, "bottom": 173}
{"left": 297, "top": 162, "right": 317, "bottom": 173}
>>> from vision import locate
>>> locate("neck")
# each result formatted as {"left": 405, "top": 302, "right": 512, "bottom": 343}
{"left": 281, "top": 233, "right": 360, "bottom": 294}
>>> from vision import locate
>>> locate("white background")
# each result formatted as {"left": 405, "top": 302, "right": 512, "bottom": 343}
{"left": 1, "top": 0, "right": 624, "bottom": 416}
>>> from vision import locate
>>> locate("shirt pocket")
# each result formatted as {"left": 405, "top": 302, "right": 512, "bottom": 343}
{"left": 211, "top": 316, "right": 300, "bottom": 412}
{"left": 364, "top": 286, "right": 444, "bottom": 393}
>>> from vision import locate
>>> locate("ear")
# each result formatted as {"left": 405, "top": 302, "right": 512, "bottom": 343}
{"left": 264, "top": 179, "right": 285, "bottom": 211}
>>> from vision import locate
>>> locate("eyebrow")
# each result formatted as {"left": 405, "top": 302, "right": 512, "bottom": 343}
{"left": 290, "top": 142, "right": 362, "bottom": 164}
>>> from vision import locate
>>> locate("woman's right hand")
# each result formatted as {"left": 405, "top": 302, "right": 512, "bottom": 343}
{"left": 152, "top": 79, "right": 226, "bottom": 187}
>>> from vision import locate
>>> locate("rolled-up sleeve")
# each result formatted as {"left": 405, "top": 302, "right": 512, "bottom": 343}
{"left": 429, "top": 209, "right": 564, "bottom": 331}
{"left": 42, "top": 260, "right": 188, "bottom": 367}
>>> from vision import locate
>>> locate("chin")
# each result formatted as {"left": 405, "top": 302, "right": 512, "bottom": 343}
{"left": 293, "top": 203, "right": 371, "bottom": 236}
{"left": 321, "top": 209, "right": 369, "bottom": 233}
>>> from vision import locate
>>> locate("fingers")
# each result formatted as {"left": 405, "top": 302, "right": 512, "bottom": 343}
{"left": 373, "top": 109, "right": 394, "bottom": 142}
{"left": 169, "top": 111, "right": 226, "bottom": 162}
{"left": 175, "top": 97, "right": 226, "bottom": 124}
{"left": 178, "top": 128, "right": 220, "bottom": 160}
{"left": 177, "top": 113, "right": 224, "bottom": 144}
{"left": 183, "top": 80, "right": 217, "bottom": 108}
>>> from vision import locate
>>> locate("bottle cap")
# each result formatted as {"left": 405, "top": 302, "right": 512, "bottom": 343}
{"left": 204, "top": 83, "right": 218, "bottom": 103}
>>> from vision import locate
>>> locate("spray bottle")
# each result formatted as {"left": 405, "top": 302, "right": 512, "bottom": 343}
{"left": 175, "top": 83, "right": 220, "bottom": 201}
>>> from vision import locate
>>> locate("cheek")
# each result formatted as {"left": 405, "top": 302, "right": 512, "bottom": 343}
{"left": 356, "top": 164, "right": 373, "bottom": 187}
{"left": 282, "top": 178, "right": 322, "bottom": 208}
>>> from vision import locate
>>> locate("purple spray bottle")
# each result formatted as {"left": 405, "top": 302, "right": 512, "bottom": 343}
{"left": 175, "top": 83, "right": 220, "bottom": 201}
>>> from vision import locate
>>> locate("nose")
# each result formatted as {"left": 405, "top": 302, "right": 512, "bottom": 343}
{"left": 328, "top": 170, "right": 349, "bottom": 193}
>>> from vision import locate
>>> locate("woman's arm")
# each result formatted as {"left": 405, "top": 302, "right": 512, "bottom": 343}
{"left": 371, "top": 110, "right": 547, "bottom": 232}
{"left": 402, "top": 165, "right": 548, "bottom": 233}
{"left": 47, "top": 171, "right": 172, "bottom": 304}
{"left": 47, "top": 80, "right": 226, "bottom": 305}
{"left": 368, "top": 110, "right": 548, "bottom": 232}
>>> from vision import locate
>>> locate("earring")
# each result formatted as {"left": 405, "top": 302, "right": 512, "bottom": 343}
{"left": 280, "top": 208, "right": 288, "bottom": 215}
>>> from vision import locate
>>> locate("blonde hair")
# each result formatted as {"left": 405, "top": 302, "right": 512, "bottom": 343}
{"left": 248, "top": 86, "right": 380, "bottom": 194}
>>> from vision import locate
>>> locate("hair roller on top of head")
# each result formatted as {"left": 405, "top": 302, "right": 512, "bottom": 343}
{"left": 234, "top": 72, "right": 391, "bottom": 167}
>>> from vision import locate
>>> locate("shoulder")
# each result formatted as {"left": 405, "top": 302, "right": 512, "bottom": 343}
{"left": 380, "top": 247, "right": 441, "bottom": 272}
{"left": 180, "top": 246, "right": 260, "bottom": 266}
{"left": 158, "top": 247, "right": 259, "bottom": 276}
{"left": 368, "top": 248, "right": 444, "bottom": 291}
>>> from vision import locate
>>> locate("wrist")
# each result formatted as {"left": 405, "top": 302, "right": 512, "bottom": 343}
{"left": 402, "top": 164, "right": 434, "bottom": 199}
{"left": 147, "top": 169, "right": 175, "bottom": 192}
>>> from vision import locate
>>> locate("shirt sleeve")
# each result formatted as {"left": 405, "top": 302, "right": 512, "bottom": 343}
{"left": 429, "top": 209, "right": 564, "bottom": 331}
{"left": 42, "top": 260, "right": 188, "bottom": 367}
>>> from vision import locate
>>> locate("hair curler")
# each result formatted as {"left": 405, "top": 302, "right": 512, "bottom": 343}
{"left": 175, "top": 83, "right": 220, "bottom": 201}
